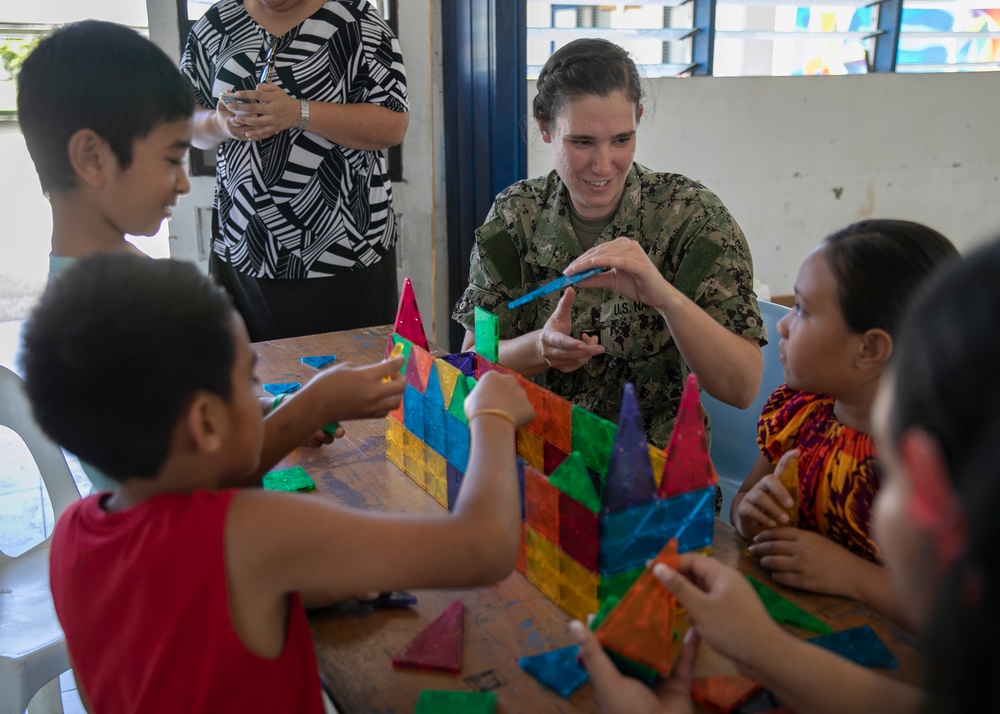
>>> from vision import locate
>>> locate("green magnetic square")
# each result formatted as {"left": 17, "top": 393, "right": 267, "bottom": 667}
{"left": 571, "top": 406, "right": 616, "bottom": 477}
{"left": 474, "top": 307, "right": 500, "bottom": 363}
{"left": 599, "top": 568, "right": 644, "bottom": 603}
{"left": 415, "top": 690, "right": 496, "bottom": 714}
{"left": 262, "top": 466, "right": 316, "bottom": 493}
{"left": 447, "top": 374, "right": 472, "bottom": 425}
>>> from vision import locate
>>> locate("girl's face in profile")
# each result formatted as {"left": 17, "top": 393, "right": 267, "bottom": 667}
{"left": 871, "top": 377, "right": 938, "bottom": 631}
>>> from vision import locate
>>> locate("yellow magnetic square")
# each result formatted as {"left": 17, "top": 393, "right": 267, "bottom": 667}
{"left": 525, "top": 526, "right": 561, "bottom": 601}
{"left": 424, "top": 450, "right": 446, "bottom": 488}
{"left": 403, "top": 430, "right": 426, "bottom": 490}
{"left": 516, "top": 428, "right": 544, "bottom": 473}
{"left": 386, "top": 417, "right": 405, "bottom": 471}
{"left": 427, "top": 468, "right": 448, "bottom": 508}
{"left": 435, "top": 359, "right": 463, "bottom": 410}
{"left": 560, "top": 551, "right": 599, "bottom": 598}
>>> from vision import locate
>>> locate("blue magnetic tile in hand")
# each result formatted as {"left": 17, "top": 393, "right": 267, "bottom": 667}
{"left": 507, "top": 267, "right": 605, "bottom": 310}
{"left": 263, "top": 382, "right": 301, "bottom": 396}
{"left": 519, "top": 645, "right": 589, "bottom": 697}
{"left": 808, "top": 625, "right": 898, "bottom": 669}
{"left": 300, "top": 354, "right": 337, "bottom": 369}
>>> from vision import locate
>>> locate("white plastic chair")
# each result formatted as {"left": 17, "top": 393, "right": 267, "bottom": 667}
{"left": 0, "top": 365, "right": 81, "bottom": 714}
{"left": 703, "top": 301, "right": 791, "bottom": 519}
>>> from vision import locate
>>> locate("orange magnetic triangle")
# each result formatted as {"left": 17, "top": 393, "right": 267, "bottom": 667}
{"left": 394, "top": 277, "right": 429, "bottom": 350}
{"left": 405, "top": 345, "right": 435, "bottom": 393}
{"left": 595, "top": 539, "right": 678, "bottom": 674}
{"left": 392, "top": 599, "right": 464, "bottom": 673}
{"left": 690, "top": 676, "right": 762, "bottom": 713}
{"left": 658, "top": 373, "right": 718, "bottom": 498}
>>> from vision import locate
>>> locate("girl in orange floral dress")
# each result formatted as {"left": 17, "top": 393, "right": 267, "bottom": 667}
{"left": 731, "top": 219, "right": 957, "bottom": 629}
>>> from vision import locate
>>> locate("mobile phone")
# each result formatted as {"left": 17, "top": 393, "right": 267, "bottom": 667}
{"left": 220, "top": 91, "right": 255, "bottom": 106}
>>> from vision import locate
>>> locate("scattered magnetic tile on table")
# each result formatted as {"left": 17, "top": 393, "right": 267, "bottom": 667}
{"left": 808, "top": 625, "right": 898, "bottom": 669}
{"left": 392, "top": 599, "right": 464, "bottom": 673}
{"left": 300, "top": 354, "right": 337, "bottom": 369}
{"left": 262, "top": 466, "right": 316, "bottom": 492}
{"left": 747, "top": 577, "right": 833, "bottom": 634}
{"left": 690, "top": 675, "right": 762, "bottom": 713}
{"left": 262, "top": 382, "right": 301, "bottom": 396}
{"left": 414, "top": 690, "right": 495, "bottom": 714}
{"left": 518, "top": 645, "right": 589, "bottom": 697}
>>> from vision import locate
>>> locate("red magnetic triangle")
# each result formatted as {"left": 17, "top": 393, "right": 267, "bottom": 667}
{"left": 394, "top": 277, "right": 429, "bottom": 350}
{"left": 595, "top": 539, "right": 678, "bottom": 674}
{"left": 658, "top": 373, "right": 718, "bottom": 498}
{"left": 392, "top": 599, "right": 464, "bottom": 673}
{"left": 691, "top": 675, "right": 762, "bottom": 713}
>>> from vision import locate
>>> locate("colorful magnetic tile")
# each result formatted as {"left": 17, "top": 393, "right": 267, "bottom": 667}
{"left": 444, "top": 412, "right": 471, "bottom": 472}
{"left": 604, "top": 384, "right": 657, "bottom": 512}
{"left": 386, "top": 417, "right": 405, "bottom": 471}
{"left": 414, "top": 690, "right": 495, "bottom": 714}
{"left": 442, "top": 351, "right": 476, "bottom": 378}
{"left": 548, "top": 451, "right": 601, "bottom": 514}
{"left": 474, "top": 306, "right": 500, "bottom": 363}
{"left": 300, "top": 354, "right": 337, "bottom": 369}
{"left": 262, "top": 382, "right": 301, "bottom": 396}
{"left": 658, "top": 373, "right": 717, "bottom": 499}
{"left": 427, "top": 465, "right": 449, "bottom": 507}
{"left": 393, "top": 599, "right": 464, "bottom": 673}
{"left": 595, "top": 539, "right": 678, "bottom": 675}
{"left": 262, "top": 466, "right": 316, "bottom": 492}
{"left": 540, "top": 443, "right": 566, "bottom": 478}
{"left": 524, "top": 465, "right": 559, "bottom": 543}
{"left": 422, "top": 367, "right": 447, "bottom": 455}
{"left": 559, "top": 492, "right": 600, "bottom": 572}
{"left": 808, "top": 625, "right": 898, "bottom": 669}
{"left": 543, "top": 390, "right": 573, "bottom": 453}
{"left": 516, "top": 428, "right": 545, "bottom": 473}
{"left": 506, "top": 267, "right": 604, "bottom": 310}
{"left": 518, "top": 376, "right": 547, "bottom": 436}
{"left": 690, "top": 676, "right": 762, "bottom": 713}
{"left": 524, "top": 526, "right": 561, "bottom": 601}
{"left": 474, "top": 353, "right": 497, "bottom": 380}
{"left": 446, "top": 462, "right": 464, "bottom": 511}
{"left": 649, "top": 446, "right": 666, "bottom": 489}
{"left": 387, "top": 333, "right": 415, "bottom": 366}
{"left": 404, "top": 429, "right": 427, "bottom": 490}
{"left": 657, "top": 486, "right": 716, "bottom": 553}
{"left": 447, "top": 374, "right": 471, "bottom": 425}
{"left": 394, "top": 277, "right": 430, "bottom": 350}
{"left": 598, "top": 567, "right": 643, "bottom": 604}
{"left": 425, "top": 449, "right": 447, "bottom": 495}
{"left": 747, "top": 577, "right": 833, "bottom": 634}
{"left": 518, "top": 645, "right": 589, "bottom": 698}
{"left": 405, "top": 346, "right": 431, "bottom": 392}
{"left": 571, "top": 405, "right": 616, "bottom": 476}
{"left": 559, "top": 551, "right": 599, "bottom": 621}
{"left": 435, "top": 359, "right": 463, "bottom": 408}
{"left": 403, "top": 384, "right": 426, "bottom": 441}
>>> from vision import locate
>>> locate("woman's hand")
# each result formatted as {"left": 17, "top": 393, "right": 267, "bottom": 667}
{"left": 227, "top": 83, "right": 300, "bottom": 141}
{"left": 565, "top": 237, "right": 675, "bottom": 311}
{"left": 537, "top": 287, "right": 604, "bottom": 372}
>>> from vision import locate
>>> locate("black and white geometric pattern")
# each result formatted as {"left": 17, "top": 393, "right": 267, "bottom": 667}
{"left": 181, "top": 0, "right": 408, "bottom": 278}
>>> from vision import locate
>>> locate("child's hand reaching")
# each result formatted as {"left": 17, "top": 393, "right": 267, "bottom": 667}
{"left": 463, "top": 371, "right": 535, "bottom": 428}
{"left": 571, "top": 619, "right": 698, "bottom": 714}
{"left": 307, "top": 356, "right": 406, "bottom": 422}
{"left": 733, "top": 450, "right": 800, "bottom": 538}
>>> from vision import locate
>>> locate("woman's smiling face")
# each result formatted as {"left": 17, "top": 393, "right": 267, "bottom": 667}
{"left": 540, "top": 91, "right": 641, "bottom": 220}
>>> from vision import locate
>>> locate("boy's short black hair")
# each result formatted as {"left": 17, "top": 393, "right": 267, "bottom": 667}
{"left": 16, "top": 20, "right": 195, "bottom": 193}
{"left": 20, "top": 254, "right": 237, "bottom": 481}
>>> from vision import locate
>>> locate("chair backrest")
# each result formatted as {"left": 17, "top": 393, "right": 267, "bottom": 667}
{"left": 0, "top": 365, "right": 80, "bottom": 556}
{"left": 703, "top": 301, "right": 791, "bottom": 514}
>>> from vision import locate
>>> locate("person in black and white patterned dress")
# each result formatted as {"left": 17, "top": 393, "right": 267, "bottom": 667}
{"left": 182, "top": 0, "right": 408, "bottom": 340}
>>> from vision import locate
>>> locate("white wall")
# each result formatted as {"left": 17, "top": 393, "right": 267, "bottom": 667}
{"left": 529, "top": 73, "right": 1000, "bottom": 297}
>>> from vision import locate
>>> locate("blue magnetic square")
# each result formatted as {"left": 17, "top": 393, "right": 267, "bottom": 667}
{"left": 262, "top": 382, "right": 301, "bottom": 396}
{"left": 809, "top": 625, "right": 899, "bottom": 669}
{"left": 444, "top": 412, "right": 471, "bottom": 472}
{"left": 300, "top": 354, "right": 337, "bottom": 369}
{"left": 599, "top": 500, "right": 662, "bottom": 575}
{"left": 424, "top": 403, "right": 447, "bottom": 456}
{"left": 447, "top": 463, "right": 464, "bottom": 512}
{"left": 518, "top": 645, "right": 589, "bottom": 698}
{"left": 402, "top": 385, "right": 425, "bottom": 441}
{"left": 659, "top": 487, "right": 715, "bottom": 553}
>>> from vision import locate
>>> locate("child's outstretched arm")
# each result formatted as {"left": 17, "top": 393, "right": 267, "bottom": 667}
{"left": 654, "top": 555, "right": 924, "bottom": 714}
{"left": 224, "top": 371, "right": 534, "bottom": 657}
{"left": 747, "top": 529, "right": 913, "bottom": 630}
{"left": 245, "top": 356, "right": 406, "bottom": 484}
{"left": 731, "top": 450, "right": 799, "bottom": 537}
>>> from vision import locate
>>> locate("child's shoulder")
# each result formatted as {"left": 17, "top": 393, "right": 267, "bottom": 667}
{"left": 762, "top": 385, "right": 833, "bottom": 424}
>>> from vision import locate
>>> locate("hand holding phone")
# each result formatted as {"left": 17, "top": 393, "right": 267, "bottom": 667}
{"left": 220, "top": 90, "right": 259, "bottom": 116}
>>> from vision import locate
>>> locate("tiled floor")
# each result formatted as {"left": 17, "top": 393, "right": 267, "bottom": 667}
{"left": 1, "top": 319, "right": 91, "bottom": 713}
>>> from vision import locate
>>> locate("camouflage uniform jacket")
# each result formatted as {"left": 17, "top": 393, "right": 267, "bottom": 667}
{"left": 453, "top": 163, "right": 766, "bottom": 448}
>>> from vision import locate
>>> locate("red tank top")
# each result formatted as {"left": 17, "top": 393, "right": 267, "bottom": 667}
{"left": 50, "top": 489, "right": 324, "bottom": 713}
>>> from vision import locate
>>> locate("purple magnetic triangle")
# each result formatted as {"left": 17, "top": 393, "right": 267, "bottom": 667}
{"left": 604, "top": 383, "right": 656, "bottom": 512}
{"left": 392, "top": 599, "right": 464, "bottom": 672}
{"left": 443, "top": 351, "right": 476, "bottom": 377}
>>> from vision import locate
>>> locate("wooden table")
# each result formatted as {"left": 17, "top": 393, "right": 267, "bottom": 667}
{"left": 257, "top": 325, "right": 925, "bottom": 714}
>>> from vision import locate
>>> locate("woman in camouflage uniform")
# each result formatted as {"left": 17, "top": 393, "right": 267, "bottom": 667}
{"left": 453, "top": 38, "right": 765, "bottom": 448}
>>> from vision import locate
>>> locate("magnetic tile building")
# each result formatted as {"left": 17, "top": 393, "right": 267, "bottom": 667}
{"left": 386, "top": 291, "right": 716, "bottom": 621}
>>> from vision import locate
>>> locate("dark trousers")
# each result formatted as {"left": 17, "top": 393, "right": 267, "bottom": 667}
{"left": 210, "top": 250, "right": 399, "bottom": 342}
